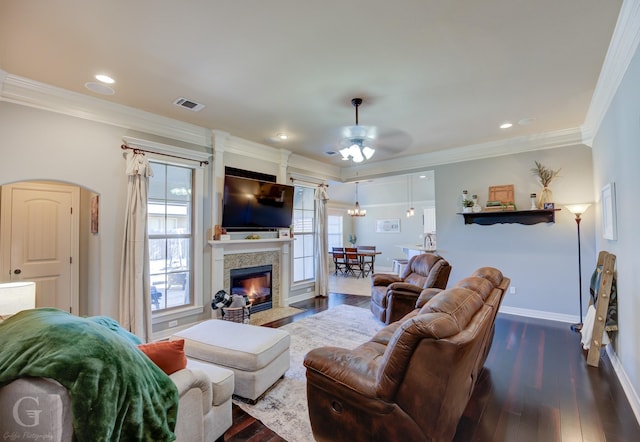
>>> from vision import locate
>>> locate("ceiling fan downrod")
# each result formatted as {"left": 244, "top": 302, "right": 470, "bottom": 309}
{"left": 352, "top": 98, "right": 362, "bottom": 125}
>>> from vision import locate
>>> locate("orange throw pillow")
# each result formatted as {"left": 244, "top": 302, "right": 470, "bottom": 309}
{"left": 138, "top": 339, "right": 187, "bottom": 375}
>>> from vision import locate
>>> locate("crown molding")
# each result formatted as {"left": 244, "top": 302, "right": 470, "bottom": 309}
{"left": 219, "top": 132, "right": 291, "bottom": 165}
{"left": 122, "top": 136, "right": 211, "bottom": 162}
{"left": 0, "top": 69, "right": 604, "bottom": 181}
{"left": 582, "top": 0, "right": 640, "bottom": 146}
{"left": 340, "top": 127, "right": 584, "bottom": 182}
{"left": 288, "top": 154, "right": 342, "bottom": 182}
{"left": 0, "top": 72, "right": 212, "bottom": 147}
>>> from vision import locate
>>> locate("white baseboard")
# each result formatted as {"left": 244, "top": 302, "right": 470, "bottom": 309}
{"left": 606, "top": 345, "right": 640, "bottom": 425}
{"left": 499, "top": 305, "right": 640, "bottom": 427}
{"left": 499, "top": 305, "right": 577, "bottom": 323}
{"left": 285, "top": 291, "right": 316, "bottom": 305}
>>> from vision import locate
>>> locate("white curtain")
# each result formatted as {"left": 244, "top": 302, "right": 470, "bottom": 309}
{"left": 119, "top": 152, "right": 154, "bottom": 342}
{"left": 314, "top": 186, "right": 329, "bottom": 297}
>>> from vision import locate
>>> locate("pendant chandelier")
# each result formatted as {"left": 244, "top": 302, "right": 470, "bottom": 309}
{"left": 348, "top": 182, "right": 366, "bottom": 217}
{"left": 406, "top": 175, "right": 415, "bottom": 218}
{"left": 339, "top": 98, "right": 375, "bottom": 163}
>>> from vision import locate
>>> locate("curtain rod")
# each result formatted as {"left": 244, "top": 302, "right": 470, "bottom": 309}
{"left": 120, "top": 144, "right": 210, "bottom": 166}
{"left": 289, "top": 177, "right": 328, "bottom": 187}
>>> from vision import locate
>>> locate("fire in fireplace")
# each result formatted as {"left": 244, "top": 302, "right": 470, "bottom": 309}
{"left": 230, "top": 265, "right": 273, "bottom": 313}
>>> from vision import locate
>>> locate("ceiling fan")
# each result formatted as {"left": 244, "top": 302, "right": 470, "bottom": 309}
{"left": 336, "top": 98, "right": 411, "bottom": 163}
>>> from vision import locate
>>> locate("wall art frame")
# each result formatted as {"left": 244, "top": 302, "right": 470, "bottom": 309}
{"left": 90, "top": 195, "right": 99, "bottom": 234}
{"left": 376, "top": 218, "right": 400, "bottom": 233}
{"left": 601, "top": 182, "right": 617, "bottom": 240}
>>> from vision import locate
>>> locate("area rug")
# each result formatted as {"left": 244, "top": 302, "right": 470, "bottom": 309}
{"left": 250, "top": 306, "right": 305, "bottom": 326}
{"left": 234, "top": 304, "right": 384, "bottom": 441}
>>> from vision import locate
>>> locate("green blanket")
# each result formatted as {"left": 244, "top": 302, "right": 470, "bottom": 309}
{"left": 0, "top": 308, "right": 178, "bottom": 441}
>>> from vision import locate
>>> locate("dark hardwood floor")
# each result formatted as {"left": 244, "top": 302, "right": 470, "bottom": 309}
{"left": 221, "top": 294, "right": 640, "bottom": 441}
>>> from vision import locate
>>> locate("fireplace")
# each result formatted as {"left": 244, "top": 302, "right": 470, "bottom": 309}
{"left": 230, "top": 265, "right": 273, "bottom": 313}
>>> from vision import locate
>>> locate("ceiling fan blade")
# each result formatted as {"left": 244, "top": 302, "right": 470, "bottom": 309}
{"left": 373, "top": 129, "right": 413, "bottom": 153}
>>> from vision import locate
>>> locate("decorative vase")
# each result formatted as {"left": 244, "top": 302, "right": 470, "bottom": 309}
{"left": 537, "top": 187, "right": 552, "bottom": 209}
{"left": 471, "top": 195, "right": 482, "bottom": 212}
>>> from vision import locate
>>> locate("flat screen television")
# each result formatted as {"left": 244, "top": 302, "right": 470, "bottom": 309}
{"left": 221, "top": 175, "right": 294, "bottom": 230}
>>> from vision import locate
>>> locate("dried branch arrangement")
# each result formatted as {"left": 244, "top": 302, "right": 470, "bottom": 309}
{"left": 531, "top": 161, "right": 561, "bottom": 187}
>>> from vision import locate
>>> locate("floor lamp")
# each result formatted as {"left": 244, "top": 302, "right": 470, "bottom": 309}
{"left": 565, "top": 204, "right": 591, "bottom": 332}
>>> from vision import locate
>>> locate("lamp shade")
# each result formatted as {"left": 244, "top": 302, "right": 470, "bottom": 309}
{"left": 0, "top": 281, "right": 36, "bottom": 319}
{"left": 565, "top": 203, "right": 591, "bottom": 215}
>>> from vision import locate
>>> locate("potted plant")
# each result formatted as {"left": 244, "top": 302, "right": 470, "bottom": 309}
{"left": 462, "top": 199, "right": 474, "bottom": 213}
{"left": 531, "top": 161, "right": 560, "bottom": 208}
{"left": 348, "top": 234, "right": 357, "bottom": 247}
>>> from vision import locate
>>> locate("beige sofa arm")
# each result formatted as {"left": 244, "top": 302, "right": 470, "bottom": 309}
{"left": 170, "top": 368, "right": 213, "bottom": 415}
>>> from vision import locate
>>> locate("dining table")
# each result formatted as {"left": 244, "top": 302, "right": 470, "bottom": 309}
{"left": 330, "top": 248, "right": 382, "bottom": 278}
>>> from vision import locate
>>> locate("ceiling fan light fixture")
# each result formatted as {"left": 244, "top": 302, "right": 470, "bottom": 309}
{"left": 347, "top": 144, "right": 363, "bottom": 162}
{"left": 362, "top": 146, "right": 375, "bottom": 159}
{"left": 339, "top": 98, "right": 376, "bottom": 163}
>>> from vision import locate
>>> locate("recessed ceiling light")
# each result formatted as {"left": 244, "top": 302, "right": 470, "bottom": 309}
{"left": 85, "top": 82, "right": 115, "bottom": 95}
{"left": 277, "top": 133, "right": 289, "bottom": 140}
{"left": 500, "top": 122, "right": 513, "bottom": 129}
{"left": 419, "top": 175, "right": 426, "bottom": 179}
{"left": 95, "top": 74, "right": 115, "bottom": 84}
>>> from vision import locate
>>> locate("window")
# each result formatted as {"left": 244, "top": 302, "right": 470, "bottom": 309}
{"left": 148, "top": 162, "right": 193, "bottom": 311}
{"left": 327, "top": 215, "right": 343, "bottom": 249}
{"left": 292, "top": 186, "right": 315, "bottom": 282}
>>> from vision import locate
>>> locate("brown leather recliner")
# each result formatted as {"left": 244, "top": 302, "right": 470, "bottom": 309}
{"left": 370, "top": 253, "right": 451, "bottom": 324}
{"left": 304, "top": 267, "right": 510, "bottom": 442}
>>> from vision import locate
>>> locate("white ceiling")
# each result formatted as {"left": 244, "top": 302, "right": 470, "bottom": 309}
{"left": 0, "top": 1, "right": 621, "bottom": 167}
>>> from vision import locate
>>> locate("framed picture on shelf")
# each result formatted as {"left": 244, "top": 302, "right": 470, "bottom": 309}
{"left": 278, "top": 229, "right": 291, "bottom": 239}
{"left": 601, "top": 182, "right": 617, "bottom": 240}
{"left": 543, "top": 202, "right": 555, "bottom": 210}
{"left": 376, "top": 218, "right": 400, "bottom": 233}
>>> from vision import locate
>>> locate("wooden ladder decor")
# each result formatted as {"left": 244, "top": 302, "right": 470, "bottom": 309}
{"left": 586, "top": 251, "right": 617, "bottom": 367}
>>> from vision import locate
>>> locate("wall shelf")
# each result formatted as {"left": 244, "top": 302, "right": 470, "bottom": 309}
{"left": 459, "top": 209, "right": 556, "bottom": 226}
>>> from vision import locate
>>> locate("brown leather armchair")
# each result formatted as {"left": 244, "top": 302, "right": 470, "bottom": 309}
{"left": 304, "top": 267, "right": 509, "bottom": 442}
{"left": 370, "top": 253, "right": 451, "bottom": 324}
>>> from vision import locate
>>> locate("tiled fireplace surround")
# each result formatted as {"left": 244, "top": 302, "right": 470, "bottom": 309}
{"left": 209, "top": 238, "right": 292, "bottom": 316}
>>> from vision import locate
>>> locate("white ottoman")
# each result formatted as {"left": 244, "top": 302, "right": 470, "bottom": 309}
{"left": 171, "top": 319, "right": 290, "bottom": 401}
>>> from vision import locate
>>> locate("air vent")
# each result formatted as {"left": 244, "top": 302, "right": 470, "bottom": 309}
{"left": 173, "top": 97, "right": 206, "bottom": 112}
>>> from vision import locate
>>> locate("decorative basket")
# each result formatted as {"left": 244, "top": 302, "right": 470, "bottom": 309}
{"left": 221, "top": 304, "right": 252, "bottom": 323}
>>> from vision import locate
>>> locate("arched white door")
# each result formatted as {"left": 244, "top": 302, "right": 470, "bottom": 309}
{"left": 1, "top": 181, "right": 79, "bottom": 313}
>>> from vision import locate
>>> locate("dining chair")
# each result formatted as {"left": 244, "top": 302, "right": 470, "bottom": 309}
{"left": 357, "top": 245, "right": 376, "bottom": 277}
{"left": 332, "top": 247, "right": 348, "bottom": 275}
{"left": 344, "top": 247, "right": 363, "bottom": 278}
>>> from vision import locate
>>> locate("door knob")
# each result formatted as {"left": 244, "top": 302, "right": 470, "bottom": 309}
{"left": 13, "top": 269, "right": 21, "bottom": 274}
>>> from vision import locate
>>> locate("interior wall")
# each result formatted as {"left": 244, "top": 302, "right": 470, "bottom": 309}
{"left": 0, "top": 102, "right": 125, "bottom": 318}
{"left": 591, "top": 45, "right": 640, "bottom": 403}
{"left": 327, "top": 172, "right": 436, "bottom": 270}
{"left": 434, "top": 144, "right": 596, "bottom": 320}
{"left": 0, "top": 101, "right": 213, "bottom": 325}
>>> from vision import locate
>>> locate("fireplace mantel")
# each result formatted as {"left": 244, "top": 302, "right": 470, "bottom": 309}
{"left": 208, "top": 237, "right": 292, "bottom": 248}
{"left": 208, "top": 237, "right": 293, "bottom": 315}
